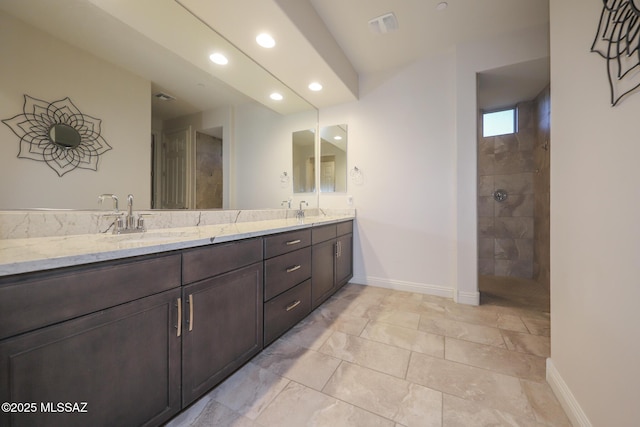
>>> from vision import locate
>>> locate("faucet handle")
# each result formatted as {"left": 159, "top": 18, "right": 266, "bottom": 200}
{"left": 101, "top": 212, "right": 124, "bottom": 234}
{"left": 136, "top": 213, "right": 152, "bottom": 231}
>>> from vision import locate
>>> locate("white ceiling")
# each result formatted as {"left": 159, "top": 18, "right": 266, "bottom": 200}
{"left": 308, "top": 0, "right": 549, "bottom": 76}
{"left": 1, "top": 0, "right": 551, "bottom": 118}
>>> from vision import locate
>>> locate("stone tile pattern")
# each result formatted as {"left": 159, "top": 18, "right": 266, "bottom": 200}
{"left": 195, "top": 133, "right": 223, "bottom": 209}
{"left": 165, "top": 283, "right": 570, "bottom": 427}
{"left": 478, "top": 97, "right": 548, "bottom": 280}
{"left": 533, "top": 86, "right": 551, "bottom": 290}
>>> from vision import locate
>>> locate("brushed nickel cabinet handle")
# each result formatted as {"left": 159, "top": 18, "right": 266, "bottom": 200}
{"left": 286, "top": 239, "right": 301, "bottom": 246}
{"left": 176, "top": 297, "right": 182, "bottom": 337}
{"left": 188, "top": 294, "right": 194, "bottom": 332}
{"left": 286, "top": 300, "right": 302, "bottom": 311}
{"left": 286, "top": 265, "right": 302, "bottom": 273}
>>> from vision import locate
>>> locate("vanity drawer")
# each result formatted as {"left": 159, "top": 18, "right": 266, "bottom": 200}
{"left": 0, "top": 253, "right": 181, "bottom": 340}
{"left": 182, "top": 238, "right": 262, "bottom": 284}
{"left": 263, "top": 229, "right": 311, "bottom": 259}
{"left": 264, "top": 247, "right": 311, "bottom": 301}
{"left": 264, "top": 279, "right": 311, "bottom": 345}
{"left": 337, "top": 220, "right": 353, "bottom": 236}
{"left": 312, "top": 224, "right": 337, "bottom": 244}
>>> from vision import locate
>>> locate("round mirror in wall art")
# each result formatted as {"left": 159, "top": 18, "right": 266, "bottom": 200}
{"left": 49, "top": 124, "right": 82, "bottom": 148}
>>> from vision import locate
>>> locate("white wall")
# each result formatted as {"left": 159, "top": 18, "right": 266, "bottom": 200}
{"left": 320, "top": 52, "right": 458, "bottom": 296}
{"left": 0, "top": 12, "right": 151, "bottom": 210}
{"left": 548, "top": 1, "right": 640, "bottom": 425}
{"left": 318, "top": 25, "right": 550, "bottom": 300}
{"left": 233, "top": 103, "right": 317, "bottom": 209}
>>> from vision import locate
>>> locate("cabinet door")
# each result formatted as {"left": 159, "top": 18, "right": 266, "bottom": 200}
{"left": 336, "top": 234, "right": 353, "bottom": 289}
{"left": 311, "top": 239, "right": 336, "bottom": 309}
{"left": 0, "top": 288, "right": 181, "bottom": 427}
{"left": 181, "top": 263, "right": 263, "bottom": 406}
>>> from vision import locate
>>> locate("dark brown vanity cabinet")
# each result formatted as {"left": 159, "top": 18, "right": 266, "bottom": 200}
{"left": 0, "top": 254, "right": 183, "bottom": 427}
{"left": 311, "top": 221, "right": 354, "bottom": 309}
{"left": 0, "top": 220, "right": 354, "bottom": 426}
{"left": 180, "top": 238, "right": 264, "bottom": 407}
{"left": 263, "top": 229, "right": 313, "bottom": 345}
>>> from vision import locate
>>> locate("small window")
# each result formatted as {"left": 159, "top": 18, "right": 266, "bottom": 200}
{"left": 482, "top": 108, "right": 516, "bottom": 137}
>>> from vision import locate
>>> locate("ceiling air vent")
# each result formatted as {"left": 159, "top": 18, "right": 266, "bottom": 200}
{"left": 368, "top": 12, "right": 399, "bottom": 34}
{"left": 154, "top": 92, "right": 176, "bottom": 101}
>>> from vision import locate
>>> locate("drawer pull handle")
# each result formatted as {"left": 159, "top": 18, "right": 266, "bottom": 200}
{"left": 188, "top": 294, "right": 194, "bottom": 332}
{"left": 286, "top": 300, "right": 302, "bottom": 311}
{"left": 286, "top": 265, "right": 302, "bottom": 273}
{"left": 176, "top": 297, "right": 182, "bottom": 337}
{"left": 286, "top": 239, "right": 301, "bottom": 246}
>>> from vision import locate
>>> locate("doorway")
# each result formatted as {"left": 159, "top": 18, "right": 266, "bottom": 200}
{"left": 152, "top": 127, "right": 223, "bottom": 209}
{"left": 476, "top": 59, "right": 550, "bottom": 308}
{"left": 195, "top": 131, "right": 223, "bottom": 209}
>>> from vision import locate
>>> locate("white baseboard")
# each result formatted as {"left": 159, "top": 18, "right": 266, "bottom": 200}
{"left": 350, "top": 275, "right": 453, "bottom": 299}
{"left": 546, "top": 358, "right": 592, "bottom": 427}
{"left": 455, "top": 290, "right": 480, "bottom": 306}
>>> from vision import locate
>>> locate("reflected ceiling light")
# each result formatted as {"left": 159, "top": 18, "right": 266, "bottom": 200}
{"left": 270, "top": 92, "right": 283, "bottom": 101}
{"left": 308, "top": 82, "right": 323, "bottom": 91}
{"left": 209, "top": 52, "right": 228, "bottom": 65}
{"left": 256, "top": 33, "right": 276, "bottom": 48}
{"left": 436, "top": 2, "right": 448, "bottom": 11}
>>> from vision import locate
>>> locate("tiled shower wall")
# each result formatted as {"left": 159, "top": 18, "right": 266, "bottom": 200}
{"left": 478, "top": 102, "right": 536, "bottom": 279}
{"left": 478, "top": 88, "right": 550, "bottom": 282}
{"left": 195, "top": 132, "right": 223, "bottom": 209}
{"left": 533, "top": 86, "right": 550, "bottom": 289}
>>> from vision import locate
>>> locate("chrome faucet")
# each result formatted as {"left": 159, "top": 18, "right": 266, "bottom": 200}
{"left": 98, "top": 193, "right": 146, "bottom": 234}
{"left": 126, "top": 194, "right": 135, "bottom": 230}
{"left": 120, "top": 194, "right": 146, "bottom": 233}
{"left": 296, "top": 201, "right": 308, "bottom": 220}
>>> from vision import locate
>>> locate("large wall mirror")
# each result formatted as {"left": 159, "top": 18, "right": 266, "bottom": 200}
{"left": 0, "top": 0, "right": 318, "bottom": 210}
{"left": 319, "top": 124, "right": 348, "bottom": 193}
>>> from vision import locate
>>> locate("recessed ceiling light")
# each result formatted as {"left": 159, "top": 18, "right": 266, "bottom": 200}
{"left": 308, "top": 82, "right": 323, "bottom": 91}
{"left": 270, "top": 92, "right": 283, "bottom": 101}
{"left": 209, "top": 53, "right": 228, "bottom": 65}
{"left": 436, "top": 2, "right": 448, "bottom": 11}
{"left": 334, "top": 136, "right": 342, "bottom": 140}
{"left": 256, "top": 33, "right": 276, "bottom": 48}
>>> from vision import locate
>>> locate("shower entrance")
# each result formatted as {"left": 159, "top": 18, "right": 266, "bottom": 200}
{"left": 476, "top": 61, "right": 550, "bottom": 307}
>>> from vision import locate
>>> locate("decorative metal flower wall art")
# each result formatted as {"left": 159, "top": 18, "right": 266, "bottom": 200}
{"left": 592, "top": 0, "right": 640, "bottom": 106}
{"left": 2, "top": 95, "right": 112, "bottom": 176}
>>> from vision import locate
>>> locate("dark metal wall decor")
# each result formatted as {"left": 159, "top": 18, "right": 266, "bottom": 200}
{"left": 2, "top": 95, "right": 112, "bottom": 176}
{"left": 592, "top": 0, "right": 640, "bottom": 106}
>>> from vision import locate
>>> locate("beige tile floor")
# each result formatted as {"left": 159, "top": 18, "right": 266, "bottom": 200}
{"left": 166, "top": 276, "right": 571, "bottom": 426}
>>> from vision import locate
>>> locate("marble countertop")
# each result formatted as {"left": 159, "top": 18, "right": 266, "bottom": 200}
{"left": 0, "top": 215, "right": 354, "bottom": 277}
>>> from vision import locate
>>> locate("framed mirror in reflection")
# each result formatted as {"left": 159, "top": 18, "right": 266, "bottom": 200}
{"left": 319, "top": 124, "right": 347, "bottom": 193}
{"left": 292, "top": 129, "right": 316, "bottom": 194}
